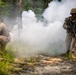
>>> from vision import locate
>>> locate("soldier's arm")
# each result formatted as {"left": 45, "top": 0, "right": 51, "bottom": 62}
{"left": 63, "top": 18, "right": 72, "bottom": 30}
{"left": 3, "top": 27, "right": 11, "bottom": 42}
{"left": 63, "top": 19, "right": 68, "bottom": 29}
{"left": 3, "top": 27, "right": 10, "bottom": 37}
{"left": 0, "top": 23, "right": 10, "bottom": 36}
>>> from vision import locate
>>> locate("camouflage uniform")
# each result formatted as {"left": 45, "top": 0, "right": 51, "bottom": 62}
{"left": 71, "top": 19, "right": 76, "bottom": 56}
{"left": 63, "top": 8, "right": 76, "bottom": 54}
{"left": 63, "top": 16, "right": 75, "bottom": 53}
{"left": 0, "top": 22, "right": 11, "bottom": 51}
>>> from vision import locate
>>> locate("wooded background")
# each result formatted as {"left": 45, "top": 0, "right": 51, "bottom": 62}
{"left": 0, "top": 0, "right": 61, "bottom": 29}
{"left": 0, "top": 0, "right": 61, "bottom": 17}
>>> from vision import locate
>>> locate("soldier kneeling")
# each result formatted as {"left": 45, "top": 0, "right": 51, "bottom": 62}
{"left": 0, "top": 19, "right": 11, "bottom": 52}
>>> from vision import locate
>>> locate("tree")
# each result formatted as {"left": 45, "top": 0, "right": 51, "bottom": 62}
{"left": 16, "top": 0, "right": 23, "bottom": 29}
{"left": 43, "top": 0, "right": 53, "bottom": 9}
{"left": 6, "top": 0, "right": 23, "bottom": 29}
{"left": 58, "top": 0, "right": 61, "bottom": 2}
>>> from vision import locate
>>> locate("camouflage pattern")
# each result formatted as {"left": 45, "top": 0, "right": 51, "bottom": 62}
{"left": 63, "top": 16, "right": 75, "bottom": 53}
{"left": 63, "top": 16, "right": 75, "bottom": 33}
{"left": 0, "top": 22, "right": 11, "bottom": 51}
{"left": 65, "top": 32, "right": 72, "bottom": 53}
{"left": 70, "top": 38, "right": 76, "bottom": 59}
{"left": 70, "top": 19, "right": 76, "bottom": 59}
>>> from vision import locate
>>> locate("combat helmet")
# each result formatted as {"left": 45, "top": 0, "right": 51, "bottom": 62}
{"left": 70, "top": 8, "right": 76, "bottom": 14}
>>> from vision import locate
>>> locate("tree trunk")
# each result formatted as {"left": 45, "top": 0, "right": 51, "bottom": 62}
{"left": 16, "top": 0, "right": 23, "bottom": 29}
{"left": 43, "top": 0, "right": 53, "bottom": 9}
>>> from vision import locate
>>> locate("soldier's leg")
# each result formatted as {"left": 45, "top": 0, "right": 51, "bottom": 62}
{"left": 71, "top": 38, "right": 76, "bottom": 52}
{"left": 1, "top": 44, "right": 6, "bottom": 51}
{"left": 72, "top": 38, "right": 76, "bottom": 47}
{"left": 65, "top": 33, "right": 72, "bottom": 53}
{"left": 0, "top": 44, "right": 2, "bottom": 56}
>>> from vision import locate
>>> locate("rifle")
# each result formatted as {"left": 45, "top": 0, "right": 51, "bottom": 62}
{"left": 65, "top": 18, "right": 76, "bottom": 38}
{"left": 65, "top": 18, "right": 74, "bottom": 30}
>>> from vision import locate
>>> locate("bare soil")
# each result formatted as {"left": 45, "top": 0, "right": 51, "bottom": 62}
{"left": 11, "top": 55, "right": 76, "bottom": 75}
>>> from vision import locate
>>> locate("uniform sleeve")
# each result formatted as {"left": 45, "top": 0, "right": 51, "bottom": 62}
{"left": 0, "top": 23, "right": 10, "bottom": 37}
{"left": 3, "top": 27, "right": 10, "bottom": 37}
{"left": 63, "top": 18, "right": 68, "bottom": 30}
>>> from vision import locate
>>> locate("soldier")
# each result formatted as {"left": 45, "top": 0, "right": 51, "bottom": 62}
{"left": 0, "top": 19, "right": 11, "bottom": 52}
{"left": 63, "top": 8, "right": 76, "bottom": 54}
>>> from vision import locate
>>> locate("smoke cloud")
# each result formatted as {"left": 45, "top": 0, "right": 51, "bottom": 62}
{"left": 8, "top": 0, "right": 76, "bottom": 57}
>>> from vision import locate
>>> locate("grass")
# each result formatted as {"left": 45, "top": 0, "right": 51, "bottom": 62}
{"left": 0, "top": 69, "right": 8, "bottom": 75}
{"left": 0, "top": 50, "right": 15, "bottom": 75}
{"left": 0, "top": 61, "right": 11, "bottom": 75}
{"left": 0, "top": 41, "right": 32, "bottom": 75}
{"left": 2, "top": 40, "right": 73, "bottom": 75}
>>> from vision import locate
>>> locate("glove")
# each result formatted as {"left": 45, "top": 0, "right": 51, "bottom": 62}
{"left": 67, "top": 26, "right": 72, "bottom": 30}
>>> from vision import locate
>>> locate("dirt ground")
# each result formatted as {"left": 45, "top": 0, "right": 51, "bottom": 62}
{"left": 11, "top": 55, "right": 76, "bottom": 75}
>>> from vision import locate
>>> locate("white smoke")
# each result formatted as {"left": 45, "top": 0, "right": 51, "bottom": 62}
{"left": 9, "top": 0, "right": 76, "bottom": 57}
{"left": 43, "top": 0, "right": 76, "bottom": 22}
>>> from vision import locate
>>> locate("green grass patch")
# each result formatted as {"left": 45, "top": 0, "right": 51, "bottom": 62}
{"left": 0, "top": 50, "right": 15, "bottom": 75}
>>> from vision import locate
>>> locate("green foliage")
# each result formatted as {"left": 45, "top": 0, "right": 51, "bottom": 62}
{"left": 3, "top": 51, "right": 14, "bottom": 62}
{"left": 0, "top": 0, "right": 7, "bottom": 4}
{"left": 0, "top": 61, "right": 10, "bottom": 75}
{"left": 0, "top": 51, "right": 15, "bottom": 75}
{"left": 0, "top": 0, "right": 8, "bottom": 17}
{"left": 0, "top": 69, "right": 8, "bottom": 75}
{"left": 22, "top": 0, "right": 44, "bottom": 14}
{"left": 0, "top": 0, "right": 54, "bottom": 18}
{"left": 22, "top": 0, "right": 33, "bottom": 10}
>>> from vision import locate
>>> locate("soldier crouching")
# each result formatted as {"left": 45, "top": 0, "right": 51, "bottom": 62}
{"left": 0, "top": 19, "right": 11, "bottom": 52}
